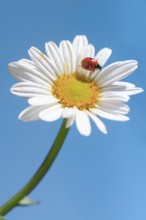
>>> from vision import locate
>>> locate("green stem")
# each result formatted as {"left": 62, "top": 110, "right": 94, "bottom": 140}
{"left": 0, "top": 119, "right": 70, "bottom": 216}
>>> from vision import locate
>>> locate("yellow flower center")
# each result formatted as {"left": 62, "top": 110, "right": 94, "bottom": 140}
{"left": 52, "top": 73, "right": 100, "bottom": 109}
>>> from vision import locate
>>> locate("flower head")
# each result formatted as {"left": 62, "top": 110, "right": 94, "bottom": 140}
{"left": 8, "top": 35, "right": 143, "bottom": 136}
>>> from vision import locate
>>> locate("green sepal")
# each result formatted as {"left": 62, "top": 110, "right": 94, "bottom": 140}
{"left": 18, "top": 196, "right": 39, "bottom": 206}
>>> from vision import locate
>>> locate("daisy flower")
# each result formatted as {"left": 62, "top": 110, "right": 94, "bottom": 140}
{"left": 8, "top": 35, "right": 143, "bottom": 136}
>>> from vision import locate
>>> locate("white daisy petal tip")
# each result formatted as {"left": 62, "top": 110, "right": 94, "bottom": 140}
{"left": 28, "top": 47, "right": 34, "bottom": 55}
{"left": 95, "top": 47, "right": 112, "bottom": 67}
{"left": 128, "top": 87, "right": 144, "bottom": 95}
{"left": 103, "top": 128, "right": 108, "bottom": 135}
{"left": 18, "top": 106, "right": 48, "bottom": 122}
{"left": 8, "top": 62, "right": 14, "bottom": 69}
{"left": 65, "top": 117, "right": 75, "bottom": 129}
{"left": 75, "top": 110, "right": 91, "bottom": 136}
{"left": 120, "top": 115, "right": 130, "bottom": 121}
{"left": 18, "top": 111, "right": 29, "bottom": 122}
{"left": 18, "top": 112, "right": 30, "bottom": 122}
{"left": 130, "top": 60, "right": 138, "bottom": 65}
{"left": 10, "top": 86, "right": 14, "bottom": 93}
{"left": 139, "top": 88, "right": 144, "bottom": 93}
{"left": 73, "top": 35, "right": 88, "bottom": 44}
{"left": 103, "top": 47, "right": 112, "bottom": 56}
{"left": 64, "top": 107, "right": 77, "bottom": 128}
{"left": 100, "top": 124, "right": 108, "bottom": 134}
{"left": 18, "top": 114, "right": 25, "bottom": 121}
{"left": 87, "top": 111, "right": 108, "bottom": 134}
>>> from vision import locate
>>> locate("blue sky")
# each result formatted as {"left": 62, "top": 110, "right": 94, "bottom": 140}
{"left": 0, "top": 0, "right": 146, "bottom": 219}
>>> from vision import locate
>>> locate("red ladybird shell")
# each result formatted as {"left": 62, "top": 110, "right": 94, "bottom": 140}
{"left": 81, "top": 57, "right": 102, "bottom": 71}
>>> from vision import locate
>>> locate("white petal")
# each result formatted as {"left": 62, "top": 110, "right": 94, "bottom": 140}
{"left": 87, "top": 111, "right": 107, "bottom": 134}
{"left": 98, "top": 92, "right": 130, "bottom": 114}
{"left": 95, "top": 48, "right": 112, "bottom": 67}
{"left": 8, "top": 62, "right": 51, "bottom": 87}
{"left": 73, "top": 35, "right": 88, "bottom": 67}
{"left": 66, "top": 116, "right": 75, "bottom": 128}
{"left": 101, "top": 81, "right": 136, "bottom": 93}
{"left": 100, "top": 91, "right": 130, "bottom": 102}
{"left": 11, "top": 82, "right": 51, "bottom": 97}
{"left": 62, "top": 107, "right": 74, "bottom": 118}
{"left": 45, "top": 41, "right": 64, "bottom": 74}
{"left": 65, "top": 107, "right": 77, "bottom": 128}
{"left": 59, "top": 40, "right": 75, "bottom": 74}
{"left": 28, "top": 96, "right": 59, "bottom": 106}
{"left": 73, "top": 35, "right": 88, "bottom": 44}
{"left": 114, "top": 81, "right": 136, "bottom": 87}
{"left": 76, "top": 109, "right": 91, "bottom": 136}
{"left": 121, "top": 87, "right": 143, "bottom": 95}
{"left": 78, "top": 44, "right": 95, "bottom": 60}
{"left": 98, "top": 105, "right": 129, "bottom": 115}
{"left": 98, "top": 101, "right": 130, "bottom": 114}
{"left": 94, "top": 61, "right": 123, "bottom": 82}
{"left": 73, "top": 35, "right": 88, "bottom": 52}
{"left": 99, "top": 61, "right": 138, "bottom": 87}
{"left": 86, "top": 44, "right": 95, "bottom": 57}
{"left": 91, "top": 108, "right": 129, "bottom": 121}
{"left": 20, "top": 59, "right": 36, "bottom": 67}
{"left": 19, "top": 105, "right": 48, "bottom": 122}
{"left": 28, "top": 47, "right": 58, "bottom": 80}
{"left": 39, "top": 104, "right": 63, "bottom": 121}
{"left": 112, "top": 82, "right": 144, "bottom": 95}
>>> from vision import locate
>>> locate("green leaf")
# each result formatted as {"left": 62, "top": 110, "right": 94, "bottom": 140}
{"left": 0, "top": 216, "right": 7, "bottom": 220}
{"left": 18, "top": 196, "right": 39, "bottom": 206}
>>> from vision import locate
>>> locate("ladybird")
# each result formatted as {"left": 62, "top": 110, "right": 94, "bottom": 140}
{"left": 81, "top": 57, "right": 102, "bottom": 71}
